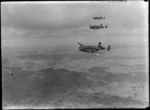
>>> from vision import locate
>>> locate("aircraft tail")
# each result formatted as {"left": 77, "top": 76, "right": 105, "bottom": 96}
{"left": 107, "top": 45, "right": 111, "bottom": 51}
{"left": 98, "top": 42, "right": 101, "bottom": 48}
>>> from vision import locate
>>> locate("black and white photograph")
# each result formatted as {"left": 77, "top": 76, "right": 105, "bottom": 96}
{"left": 2, "top": 1, "right": 149, "bottom": 109}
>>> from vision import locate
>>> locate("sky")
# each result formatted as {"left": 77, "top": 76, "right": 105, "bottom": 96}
{"left": 1, "top": 1, "right": 148, "bottom": 47}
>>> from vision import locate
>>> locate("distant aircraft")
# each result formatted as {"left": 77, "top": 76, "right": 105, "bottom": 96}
{"left": 93, "top": 16, "right": 105, "bottom": 20}
{"left": 89, "top": 24, "right": 107, "bottom": 29}
{"left": 9, "top": 72, "right": 13, "bottom": 76}
{"left": 77, "top": 42, "right": 111, "bottom": 56}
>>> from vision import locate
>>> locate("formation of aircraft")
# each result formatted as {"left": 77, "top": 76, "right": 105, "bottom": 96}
{"left": 89, "top": 24, "right": 107, "bottom": 29}
{"left": 77, "top": 42, "right": 111, "bottom": 56}
{"left": 93, "top": 16, "right": 105, "bottom": 20}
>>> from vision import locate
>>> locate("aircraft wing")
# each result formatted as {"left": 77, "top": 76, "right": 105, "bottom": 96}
{"left": 77, "top": 42, "right": 84, "bottom": 47}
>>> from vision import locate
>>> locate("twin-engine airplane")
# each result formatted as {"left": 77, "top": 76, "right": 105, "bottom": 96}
{"left": 93, "top": 16, "right": 105, "bottom": 20}
{"left": 77, "top": 42, "right": 111, "bottom": 56}
{"left": 89, "top": 24, "right": 107, "bottom": 29}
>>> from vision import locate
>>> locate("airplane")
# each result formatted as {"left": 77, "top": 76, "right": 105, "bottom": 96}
{"left": 89, "top": 24, "right": 107, "bottom": 29}
{"left": 93, "top": 16, "right": 105, "bottom": 20}
{"left": 77, "top": 42, "right": 111, "bottom": 56}
{"left": 9, "top": 71, "right": 13, "bottom": 76}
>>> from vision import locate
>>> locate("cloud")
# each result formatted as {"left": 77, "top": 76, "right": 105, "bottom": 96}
{"left": 52, "top": 50, "right": 148, "bottom": 73}
{"left": 79, "top": 81, "right": 148, "bottom": 103}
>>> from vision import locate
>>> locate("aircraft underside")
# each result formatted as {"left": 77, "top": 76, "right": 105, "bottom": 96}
{"left": 85, "top": 49, "right": 97, "bottom": 53}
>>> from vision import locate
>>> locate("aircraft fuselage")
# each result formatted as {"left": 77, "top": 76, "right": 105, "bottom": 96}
{"left": 79, "top": 46, "right": 101, "bottom": 53}
{"left": 89, "top": 25, "right": 107, "bottom": 29}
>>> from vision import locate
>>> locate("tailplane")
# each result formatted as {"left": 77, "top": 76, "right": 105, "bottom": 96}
{"left": 107, "top": 45, "right": 111, "bottom": 51}
{"left": 98, "top": 42, "right": 101, "bottom": 48}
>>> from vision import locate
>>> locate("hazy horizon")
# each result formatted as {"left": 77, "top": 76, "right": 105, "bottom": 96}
{"left": 2, "top": 1, "right": 148, "bottom": 48}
